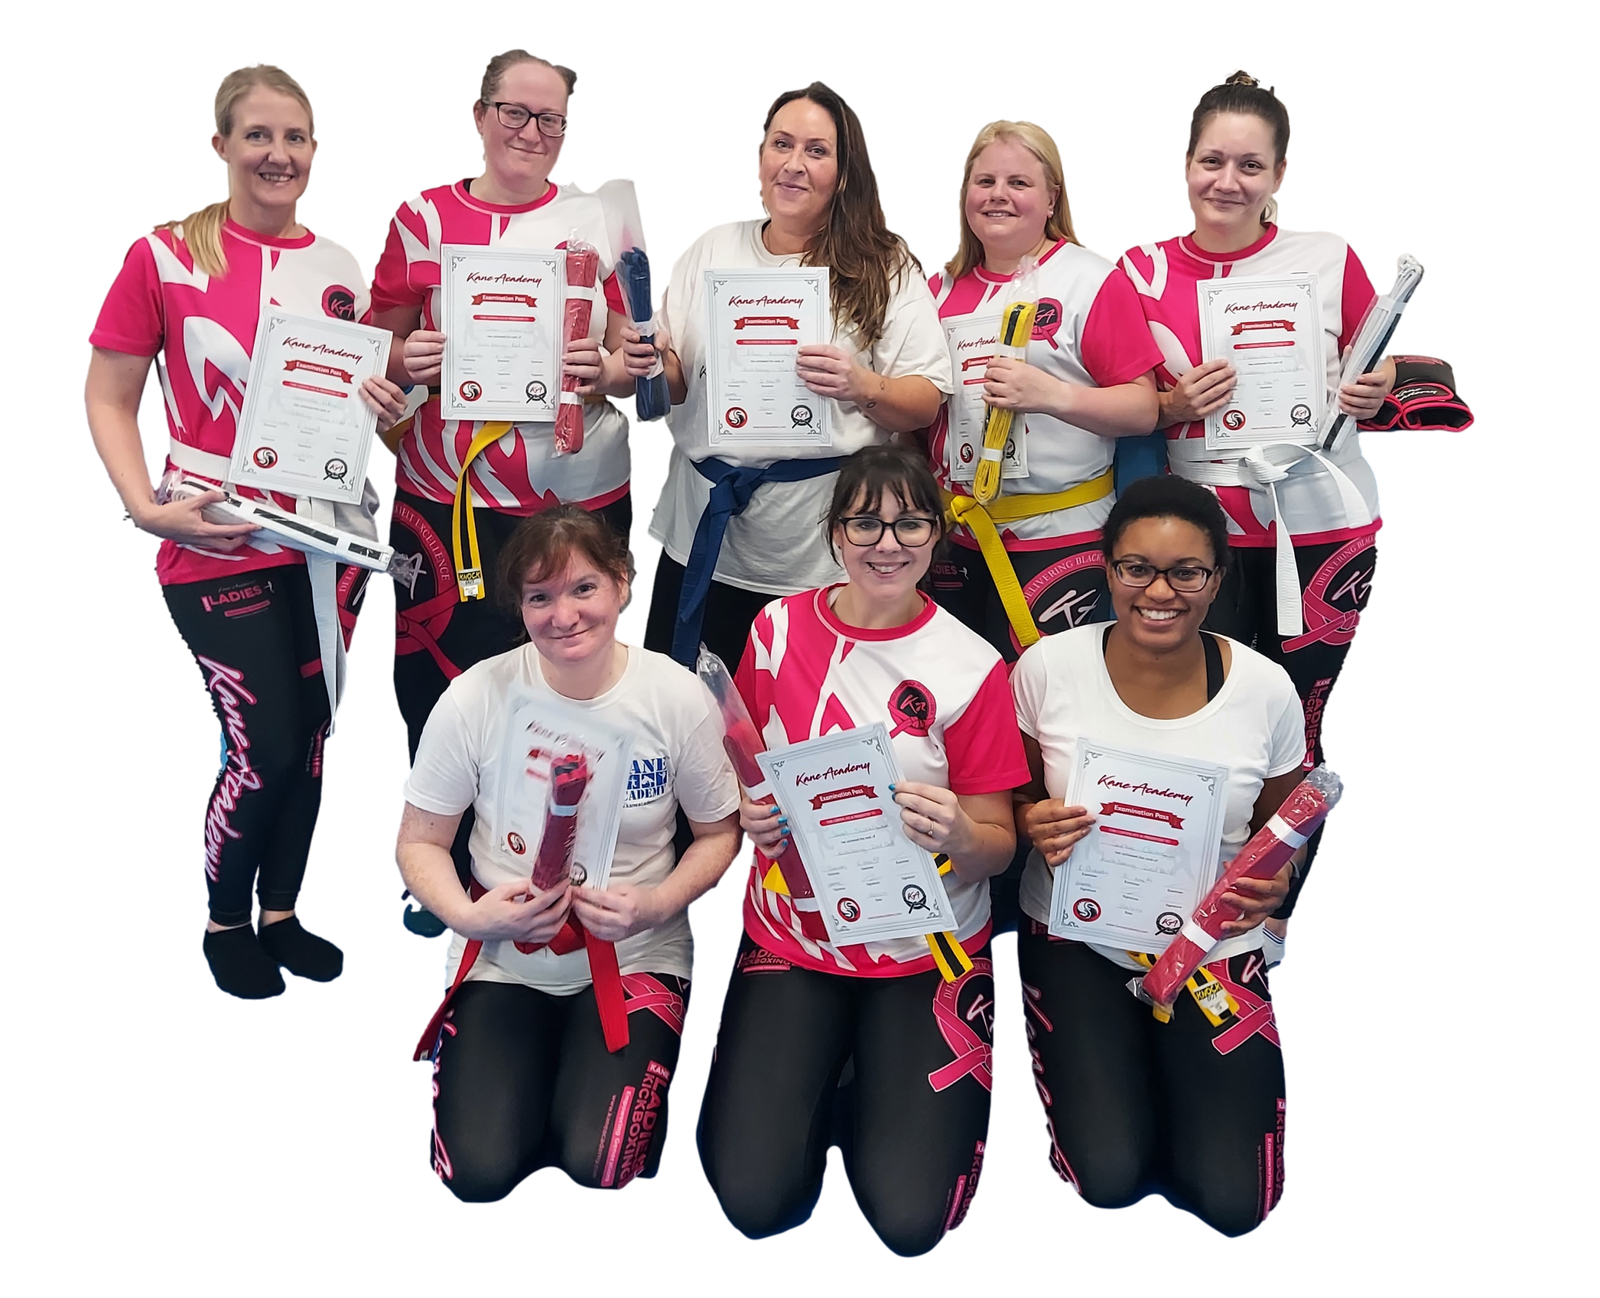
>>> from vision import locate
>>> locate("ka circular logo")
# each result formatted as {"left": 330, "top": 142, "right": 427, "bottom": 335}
{"left": 837, "top": 897, "right": 861, "bottom": 922}
{"left": 1072, "top": 898, "right": 1101, "bottom": 922}
{"left": 506, "top": 832, "right": 526, "bottom": 855}
{"left": 252, "top": 447, "right": 278, "bottom": 469}
{"left": 1221, "top": 409, "right": 1247, "bottom": 431}
{"left": 1290, "top": 402, "right": 1313, "bottom": 428}
{"left": 459, "top": 381, "right": 483, "bottom": 402}
{"left": 1156, "top": 911, "right": 1182, "bottom": 936}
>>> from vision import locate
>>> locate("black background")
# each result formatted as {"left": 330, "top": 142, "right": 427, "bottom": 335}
{"left": 87, "top": 38, "right": 1472, "bottom": 1267}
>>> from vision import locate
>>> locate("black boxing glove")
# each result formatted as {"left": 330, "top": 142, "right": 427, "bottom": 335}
{"left": 1361, "top": 355, "right": 1473, "bottom": 431}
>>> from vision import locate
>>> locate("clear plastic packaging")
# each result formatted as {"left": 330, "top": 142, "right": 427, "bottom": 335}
{"left": 1141, "top": 765, "right": 1343, "bottom": 1009}
{"left": 554, "top": 234, "right": 600, "bottom": 457}
{"left": 599, "top": 178, "right": 670, "bottom": 421}
{"left": 973, "top": 257, "right": 1040, "bottom": 505}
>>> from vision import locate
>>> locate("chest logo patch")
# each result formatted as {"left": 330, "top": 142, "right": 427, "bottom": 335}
{"left": 888, "top": 680, "right": 935, "bottom": 738}
{"left": 626, "top": 756, "right": 670, "bottom": 806}
{"left": 1031, "top": 297, "right": 1063, "bottom": 350}
{"left": 322, "top": 285, "right": 356, "bottom": 320}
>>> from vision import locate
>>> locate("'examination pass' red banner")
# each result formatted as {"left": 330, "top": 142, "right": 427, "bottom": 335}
{"left": 810, "top": 784, "right": 875, "bottom": 810}
{"left": 1099, "top": 801, "right": 1185, "bottom": 829}
{"left": 283, "top": 360, "right": 352, "bottom": 383}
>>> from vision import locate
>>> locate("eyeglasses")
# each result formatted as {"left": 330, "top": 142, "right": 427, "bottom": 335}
{"left": 840, "top": 516, "right": 938, "bottom": 547}
{"left": 487, "top": 102, "right": 567, "bottom": 137}
{"left": 1110, "top": 559, "right": 1217, "bottom": 593}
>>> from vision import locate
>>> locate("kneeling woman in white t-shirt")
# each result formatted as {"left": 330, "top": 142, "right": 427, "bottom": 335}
{"left": 398, "top": 506, "right": 741, "bottom": 1201}
{"left": 1011, "top": 475, "right": 1306, "bottom": 1236}
{"left": 698, "top": 445, "right": 1028, "bottom": 1256}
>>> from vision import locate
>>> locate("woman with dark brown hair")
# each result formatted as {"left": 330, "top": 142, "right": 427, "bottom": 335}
{"left": 398, "top": 505, "right": 741, "bottom": 1201}
{"left": 632, "top": 82, "right": 953, "bottom": 670}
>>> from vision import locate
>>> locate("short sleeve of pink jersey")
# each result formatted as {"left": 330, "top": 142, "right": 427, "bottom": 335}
{"left": 942, "top": 661, "right": 1028, "bottom": 796}
{"left": 90, "top": 237, "right": 164, "bottom": 357}
{"left": 1080, "top": 270, "right": 1163, "bottom": 389}
{"left": 371, "top": 213, "right": 423, "bottom": 314}
{"left": 1008, "top": 640, "right": 1049, "bottom": 741}
{"left": 1339, "top": 246, "right": 1378, "bottom": 354}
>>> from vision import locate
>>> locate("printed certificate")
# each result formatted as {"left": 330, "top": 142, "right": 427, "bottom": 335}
{"left": 1047, "top": 739, "right": 1228, "bottom": 953}
{"left": 943, "top": 314, "right": 1027, "bottom": 481}
{"left": 494, "top": 692, "right": 630, "bottom": 891}
{"left": 1198, "top": 274, "right": 1325, "bottom": 450}
{"left": 758, "top": 723, "right": 953, "bottom": 945}
{"left": 441, "top": 244, "right": 563, "bottom": 423}
{"left": 705, "top": 267, "right": 832, "bottom": 448}
{"left": 226, "top": 311, "right": 389, "bottom": 506}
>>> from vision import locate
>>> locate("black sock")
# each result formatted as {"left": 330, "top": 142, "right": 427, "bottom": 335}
{"left": 203, "top": 927, "right": 286, "bottom": 1000}
{"left": 258, "top": 916, "right": 343, "bottom": 982}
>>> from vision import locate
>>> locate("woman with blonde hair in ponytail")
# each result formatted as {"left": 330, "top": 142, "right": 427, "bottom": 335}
{"left": 85, "top": 66, "right": 408, "bottom": 999}
{"left": 926, "top": 119, "right": 1161, "bottom": 665}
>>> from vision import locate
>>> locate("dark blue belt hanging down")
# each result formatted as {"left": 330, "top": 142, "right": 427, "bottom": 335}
{"left": 671, "top": 454, "right": 846, "bottom": 664}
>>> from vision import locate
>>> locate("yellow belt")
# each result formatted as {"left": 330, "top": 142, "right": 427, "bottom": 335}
{"left": 451, "top": 421, "right": 515, "bottom": 601}
{"left": 942, "top": 469, "right": 1115, "bottom": 648}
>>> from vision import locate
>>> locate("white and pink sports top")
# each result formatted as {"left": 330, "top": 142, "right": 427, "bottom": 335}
{"left": 735, "top": 588, "right": 1028, "bottom": 976}
{"left": 930, "top": 238, "right": 1162, "bottom": 548}
{"left": 371, "top": 181, "right": 630, "bottom": 515}
{"left": 91, "top": 220, "right": 371, "bottom": 586}
{"left": 1119, "top": 226, "right": 1380, "bottom": 546}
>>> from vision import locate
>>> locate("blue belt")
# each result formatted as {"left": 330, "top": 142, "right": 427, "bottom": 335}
{"left": 671, "top": 454, "right": 846, "bottom": 664}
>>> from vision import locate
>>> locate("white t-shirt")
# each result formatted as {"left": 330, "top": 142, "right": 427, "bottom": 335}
{"left": 1010, "top": 624, "right": 1305, "bottom": 968}
{"left": 647, "top": 219, "right": 955, "bottom": 594}
{"left": 404, "top": 643, "right": 740, "bottom": 994}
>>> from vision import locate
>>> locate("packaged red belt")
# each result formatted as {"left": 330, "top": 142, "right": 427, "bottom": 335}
{"left": 554, "top": 237, "right": 599, "bottom": 457}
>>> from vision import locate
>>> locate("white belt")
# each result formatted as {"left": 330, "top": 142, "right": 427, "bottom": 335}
{"left": 1166, "top": 438, "right": 1371, "bottom": 637}
{"left": 168, "top": 438, "right": 346, "bottom": 730}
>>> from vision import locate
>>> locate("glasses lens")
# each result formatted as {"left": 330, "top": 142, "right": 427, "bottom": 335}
{"left": 536, "top": 113, "right": 567, "bottom": 137}
{"left": 496, "top": 103, "right": 531, "bottom": 129}
{"left": 1115, "top": 561, "right": 1154, "bottom": 587}
{"left": 1168, "top": 566, "right": 1210, "bottom": 592}
{"left": 893, "top": 518, "right": 935, "bottom": 546}
{"left": 843, "top": 518, "right": 884, "bottom": 544}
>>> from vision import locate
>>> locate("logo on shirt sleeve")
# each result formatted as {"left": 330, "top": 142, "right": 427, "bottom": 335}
{"left": 888, "top": 680, "right": 935, "bottom": 738}
{"left": 322, "top": 285, "right": 356, "bottom": 320}
{"left": 626, "top": 756, "right": 670, "bottom": 806}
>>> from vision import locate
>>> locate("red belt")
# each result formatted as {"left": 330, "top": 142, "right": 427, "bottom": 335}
{"left": 411, "top": 880, "right": 629, "bottom": 1061}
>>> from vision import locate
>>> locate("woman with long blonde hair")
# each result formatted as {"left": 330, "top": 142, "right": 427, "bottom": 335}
{"left": 85, "top": 65, "right": 407, "bottom": 998}
{"left": 926, "top": 118, "right": 1162, "bottom": 667}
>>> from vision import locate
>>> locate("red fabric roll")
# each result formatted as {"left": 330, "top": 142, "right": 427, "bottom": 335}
{"left": 555, "top": 243, "right": 599, "bottom": 456}
{"left": 1142, "top": 767, "right": 1341, "bottom": 1008}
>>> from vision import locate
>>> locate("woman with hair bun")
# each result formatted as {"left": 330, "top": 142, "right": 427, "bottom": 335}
{"left": 1012, "top": 474, "right": 1306, "bottom": 1235}
{"left": 928, "top": 120, "right": 1161, "bottom": 661}
{"left": 635, "top": 82, "right": 954, "bottom": 673}
{"left": 85, "top": 65, "right": 408, "bottom": 998}
{"left": 373, "top": 50, "right": 642, "bottom": 907}
{"left": 697, "top": 445, "right": 1026, "bottom": 1256}
{"left": 1119, "top": 73, "right": 1395, "bottom": 918}
{"left": 398, "top": 505, "right": 740, "bottom": 1202}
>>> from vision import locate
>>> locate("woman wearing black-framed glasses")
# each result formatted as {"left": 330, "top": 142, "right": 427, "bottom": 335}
{"left": 1010, "top": 474, "right": 1312, "bottom": 1236}
{"left": 369, "top": 49, "right": 643, "bottom": 926}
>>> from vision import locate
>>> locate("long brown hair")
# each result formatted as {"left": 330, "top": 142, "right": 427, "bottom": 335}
{"left": 762, "top": 82, "right": 915, "bottom": 352}
{"left": 160, "top": 65, "right": 315, "bottom": 278}
{"left": 945, "top": 120, "right": 1079, "bottom": 282}
{"left": 1187, "top": 71, "right": 1290, "bottom": 227}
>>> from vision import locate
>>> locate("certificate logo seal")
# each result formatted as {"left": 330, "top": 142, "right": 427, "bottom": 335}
{"left": 1221, "top": 409, "right": 1246, "bottom": 432}
{"left": 323, "top": 457, "right": 349, "bottom": 483}
{"left": 525, "top": 380, "right": 548, "bottom": 404}
{"left": 791, "top": 404, "right": 814, "bottom": 429}
{"left": 836, "top": 898, "right": 861, "bottom": 922}
{"left": 568, "top": 864, "right": 588, "bottom": 887}
{"left": 321, "top": 285, "right": 356, "bottom": 321}
{"left": 1290, "top": 402, "right": 1313, "bottom": 428}
{"left": 959, "top": 442, "right": 974, "bottom": 464}
{"left": 888, "top": 680, "right": 935, "bottom": 738}
{"left": 458, "top": 381, "right": 483, "bottom": 402}
{"left": 506, "top": 832, "right": 526, "bottom": 855}
{"left": 251, "top": 447, "right": 278, "bottom": 469}
{"left": 1156, "top": 911, "right": 1183, "bottom": 936}
{"left": 1072, "top": 898, "right": 1101, "bottom": 923}
{"left": 902, "top": 884, "right": 930, "bottom": 914}
{"left": 724, "top": 406, "right": 748, "bottom": 429}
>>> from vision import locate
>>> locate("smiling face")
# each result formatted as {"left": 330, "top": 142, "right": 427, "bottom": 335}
{"left": 759, "top": 97, "right": 839, "bottom": 237}
{"left": 1105, "top": 516, "right": 1221, "bottom": 650}
{"left": 1186, "top": 111, "right": 1285, "bottom": 243}
{"left": 474, "top": 60, "right": 569, "bottom": 197}
{"left": 519, "top": 557, "right": 626, "bottom": 670}
{"left": 212, "top": 87, "right": 315, "bottom": 219}
{"left": 964, "top": 137, "right": 1055, "bottom": 265}
{"left": 832, "top": 486, "right": 939, "bottom": 608}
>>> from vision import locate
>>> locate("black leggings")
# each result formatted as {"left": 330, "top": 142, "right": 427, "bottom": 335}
{"left": 1018, "top": 922, "right": 1286, "bottom": 1237}
{"left": 164, "top": 563, "right": 368, "bottom": 926}
{"left": 390, "top": 488, "right": 633, "bottom": 881}
{"left": 1206, "top": 536, "right": 1378, "bottom": 914}
{"left": 428, "top": 974, "right": 690, "bottom": 1201}
{"left": 930, "top": 534, "right": 1110, "bottom": 665}
{"left": 698, "top": 936, "right": 994, "bottom": 1257}
{"left": 642, "top": 550, "right": 780, "bottom": 673}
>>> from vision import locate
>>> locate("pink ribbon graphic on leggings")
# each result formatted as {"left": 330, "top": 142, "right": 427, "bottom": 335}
{"left": 927, "top": 959, "right": 995, "bottom": 1093}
